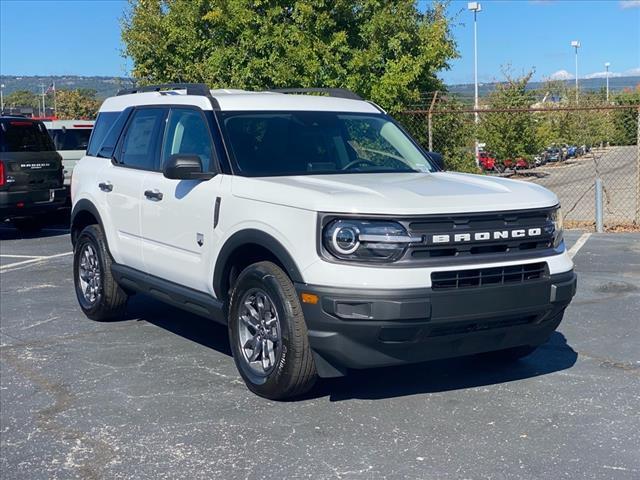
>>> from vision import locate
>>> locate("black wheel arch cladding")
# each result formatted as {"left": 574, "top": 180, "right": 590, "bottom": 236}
{"left": 213, "top": 229, "right": 304, "bottom": 299}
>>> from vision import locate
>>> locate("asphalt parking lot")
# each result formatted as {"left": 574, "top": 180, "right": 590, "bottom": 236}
{"left": 1, "top": 225, "right": 639, "bottom": 479}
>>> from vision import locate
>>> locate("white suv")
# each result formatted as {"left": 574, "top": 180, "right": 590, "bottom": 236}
{"left": 71, "top": 84, "right": 576, "bottom": 399}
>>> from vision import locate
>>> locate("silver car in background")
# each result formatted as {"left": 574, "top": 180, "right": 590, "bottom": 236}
{"left": 43, "top": 120, "right": 94, "bottom": 185}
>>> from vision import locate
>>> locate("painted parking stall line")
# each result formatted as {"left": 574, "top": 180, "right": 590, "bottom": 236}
{"left": 0, "top": 251, "right": 73, "bottom": 271}
{"left": 567, "top": 232, "right": 591, "bottom": 259}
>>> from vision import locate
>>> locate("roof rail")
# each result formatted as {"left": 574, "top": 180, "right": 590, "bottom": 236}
{"left": 116, "top": 83, "right": 211, "bottom": 97}
{"left": 270, "top": 88, "right": 362, "bottom": 101}
{"left": 115, "top": 83, "right": 220, "bottom": 110}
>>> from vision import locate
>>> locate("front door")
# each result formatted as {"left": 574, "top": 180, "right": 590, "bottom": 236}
{"left": 140, "top": 107, "right": 223, "bottom": 293}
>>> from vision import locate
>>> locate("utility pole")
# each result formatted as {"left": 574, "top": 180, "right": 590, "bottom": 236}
{"left": 571, "top": 40, "right": 580, "bottom": 103}
{"left": 468, "top": 2, "right": 482, "bottom": 166}
{"left": 39, "top": 83, "right": 46, "bottom": 117}
{"left": 605, "top": 62, "right": 610, "bottom": 103}
{"left": 0, "top": 84, "right": 4, "bottom": 113}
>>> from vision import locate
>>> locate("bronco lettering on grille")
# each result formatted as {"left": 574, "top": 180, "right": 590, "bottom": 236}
{"left": 431, "top": 228, "right": 542, "bottom": 244}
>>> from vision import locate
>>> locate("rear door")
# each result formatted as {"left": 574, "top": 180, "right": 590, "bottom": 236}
{"left": 140, "top": 107, "right": 222, "bottom": 292}
{"left": 0, "top": 119, "right": 63, "bottom": 199}
{"left": 99, "top": 107, "right": 167, "bottom": 270}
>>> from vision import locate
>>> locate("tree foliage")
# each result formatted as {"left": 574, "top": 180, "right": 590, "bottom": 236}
{"left": 54, "top": 89, "right": 100, "bottom": 119}
{"left": 4, "top": 90, "right": 39, "bottom": 109}
{"left": 478, "top": 71, "right": 541, "bottom": 161}
{"left": 121, "top": 0, "right": 457, "bottom": 113}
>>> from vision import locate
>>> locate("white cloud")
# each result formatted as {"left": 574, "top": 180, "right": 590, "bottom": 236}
{"left": 548, "top": 70, "right": 574, "bottom": 80}
{"left": 620, "top": 1, "right": 640, "bottom": 9}
{"left": 624, "top": 67, "right": 640, "bottom": 76}
{"left": 585, "top": 71, "right": 623, "bottom": 79}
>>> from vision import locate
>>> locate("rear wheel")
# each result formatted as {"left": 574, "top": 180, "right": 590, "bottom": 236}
{"left": 73, "top": 224, "right": 128, "bottom": 321}
{"left": 228, "top": 261, "right": 317, "bottom": 400}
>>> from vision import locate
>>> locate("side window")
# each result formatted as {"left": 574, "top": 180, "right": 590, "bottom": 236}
{"left": 87, "top": 112, "right": 119, "bottom": 156}
{"left": 162, "top": 108, "right": 213, "bottom": 171}
{"left": 119, "top": 108, "right": 166, "bottom": 170}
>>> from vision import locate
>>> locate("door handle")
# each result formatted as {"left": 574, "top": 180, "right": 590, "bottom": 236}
{"left": 98, "top": 182, "right": 113, "bottom": 192}
{"left": 144, "top": 189, "right": 163, "bottom": 201}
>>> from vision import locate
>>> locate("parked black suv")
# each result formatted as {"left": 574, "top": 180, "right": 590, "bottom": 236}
{"left": 0, "top": 116, "right": 67, "bottom": 231}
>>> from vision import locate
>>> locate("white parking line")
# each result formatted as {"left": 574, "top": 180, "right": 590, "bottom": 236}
{"left": 0, "top": 251, "right": 73, "bottom": 271}
{"left": 0, "top": 254, "right": 41, "bottom": 258}
{"left": 568, "top": 232, "right": 591, "bottom": 259}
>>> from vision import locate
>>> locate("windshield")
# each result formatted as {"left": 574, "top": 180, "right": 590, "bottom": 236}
{"left": 0, "top": 120, "right": 55, "bottom": 153}
{"left": 219, "top": 111, "right": 435, "bottom": 176}
{"left": 49, "top": 128, "right": 92, "bottom": 151}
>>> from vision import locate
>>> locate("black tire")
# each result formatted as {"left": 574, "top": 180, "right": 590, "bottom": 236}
{"left": 13, "top": 216, "right": 42, "bottom": 233}
{"left": 73, "top": 224, "right": 128, "bottom": 321}
{"left": 479, "top": 345, "right": 538, "bottom": 362}
{"left": 228, "top": 261, "right": 317, "bottom": 400}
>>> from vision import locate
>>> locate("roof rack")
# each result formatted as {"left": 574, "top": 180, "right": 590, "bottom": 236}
{"left": 115, "top": 83, "right": 220, "bottom": 109}
{"left": 116, "top": 83, "right": 212, "bottom": 97}
{"left": 270, "top": 88, "right": 362, "bottom": 101}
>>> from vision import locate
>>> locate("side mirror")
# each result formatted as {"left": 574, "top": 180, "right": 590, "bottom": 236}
{"left": 163, "top": 154, "right": 214, "bottom": 180}
{"left": 427, "top": 151, "right": 445, "bottom": 171}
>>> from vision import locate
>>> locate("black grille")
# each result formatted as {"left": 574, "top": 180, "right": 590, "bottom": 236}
{"left": 431, "top": 262, "right": 547, "bottom": 290}
{"left": 401, "top": 207, "right": 558, "bottom": 265}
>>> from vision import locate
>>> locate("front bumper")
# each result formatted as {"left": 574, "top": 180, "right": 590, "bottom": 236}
{"left": 296, "top": 270, "right": 577, "bottom": 377}
{"left": 0, "top": 187, "right": 68, "bottom": 220}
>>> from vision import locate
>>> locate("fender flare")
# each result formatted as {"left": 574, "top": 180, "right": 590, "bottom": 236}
{"left": 70, "top": 199, "right": 105, "bottom": 246}
{"left": 213, "top": 229, "right": 304, "bottom": 298}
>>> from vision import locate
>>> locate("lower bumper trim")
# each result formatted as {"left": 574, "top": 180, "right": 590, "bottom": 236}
{"left": 296, "top": 270, "right": 576, "bottom": 377}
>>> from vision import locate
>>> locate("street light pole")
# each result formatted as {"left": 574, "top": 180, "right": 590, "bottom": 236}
{"left": 571, "top": 40, "right": 580, "bottom": 103}
{"left": 0, "top": 84, "right": 4, "bottom": 114}
{"left": 468, "top": 2, "right": 482, "bottom": 166}
{"left": 605, "top": 62, "right": 610, "bottom": 102}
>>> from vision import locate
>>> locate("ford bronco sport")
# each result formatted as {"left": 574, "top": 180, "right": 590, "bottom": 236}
{"left": 71, "top": 84, "right": 576, "bottom": 399}
{"left": 1, "top": 116, "right": 67, "bottom": 231}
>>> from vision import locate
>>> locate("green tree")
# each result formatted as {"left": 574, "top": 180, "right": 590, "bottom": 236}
{"left": 611, "top": 86, "right": 640, "bottom": 145}
{"left": 121, "top": 0, "right": 457, "bottom": 113}
{"left": 4, "top": 90, "right": 39, "bottom": 109}
{"left": 55, "top": 89, "right": 100, "bottom": 119}
{"left": 478, "top": 72, "right": 541, "bottom": 162}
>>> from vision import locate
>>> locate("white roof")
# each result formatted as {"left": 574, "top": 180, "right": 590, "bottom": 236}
{"left": 99, "top": 89, "right": 380, "bottom": 114}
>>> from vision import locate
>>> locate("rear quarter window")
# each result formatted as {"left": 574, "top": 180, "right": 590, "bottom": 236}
{"left": 86, "top": 112, "right": 121, "bottom": 156}
{"left": 0, "top": 120, "right": 56, "bottom": 153}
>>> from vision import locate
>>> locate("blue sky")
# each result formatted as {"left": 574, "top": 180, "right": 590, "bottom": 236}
{"left": 0, "top": 0, "right": 638, "bottom": 84}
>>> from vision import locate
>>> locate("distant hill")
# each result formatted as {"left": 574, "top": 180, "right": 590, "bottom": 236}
{"left": 445, "top": 76, "right": 640, "bottom": 100}
{"left": 0, "top": 75, "right": 135, "bottom": 99}
{"left": 1, "top": 74, "right": 638, "bottom": 102}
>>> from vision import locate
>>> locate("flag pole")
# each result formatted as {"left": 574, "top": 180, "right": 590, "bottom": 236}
{"left": 53, "top": 81, "right": 57, "bottom": 118}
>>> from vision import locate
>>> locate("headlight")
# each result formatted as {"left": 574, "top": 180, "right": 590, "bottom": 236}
{"left": 550, "top": 206, "right": 564, "bottom": 248}
{"left": 322, "top": 219, "right": 421, "bottom": 262}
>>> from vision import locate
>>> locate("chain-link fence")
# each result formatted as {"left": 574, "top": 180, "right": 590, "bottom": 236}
{"left": 398, "top": 102, "right": 640, "bottom": 231}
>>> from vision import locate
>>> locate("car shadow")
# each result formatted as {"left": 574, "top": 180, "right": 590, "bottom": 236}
{"left": 309, "top": 331, "right": 577, "bottom": 402}
{"left": 1, "top": 210, "right": 71, "bottom": 240}
{"left": 123, "top": 294, "right": 577, "bottom": 402}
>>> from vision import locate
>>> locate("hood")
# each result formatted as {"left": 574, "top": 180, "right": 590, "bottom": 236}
{"left": 231, "top": 172, "right": 559, "bottom": 215}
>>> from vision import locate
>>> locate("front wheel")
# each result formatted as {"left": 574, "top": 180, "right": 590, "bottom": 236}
{"left": 228, "top": 261, "right": 317, "bottom": 400}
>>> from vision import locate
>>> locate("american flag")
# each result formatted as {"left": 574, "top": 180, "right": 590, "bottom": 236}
{"left": 45, "top": 83, "right": 55, "bottom": 94}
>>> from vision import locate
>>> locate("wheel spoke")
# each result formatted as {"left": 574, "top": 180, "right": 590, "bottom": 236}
{"left": 241, "top": 314, "right": 258, "bottom": 331}
{"left": 248, "top": 338, "right": 262, "bottom": 362}
{"left": 266, "top": 340, "right": 275, "bottom": 366}
{"left": 261, "top": 339, "right": 270, "bottom": 370}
